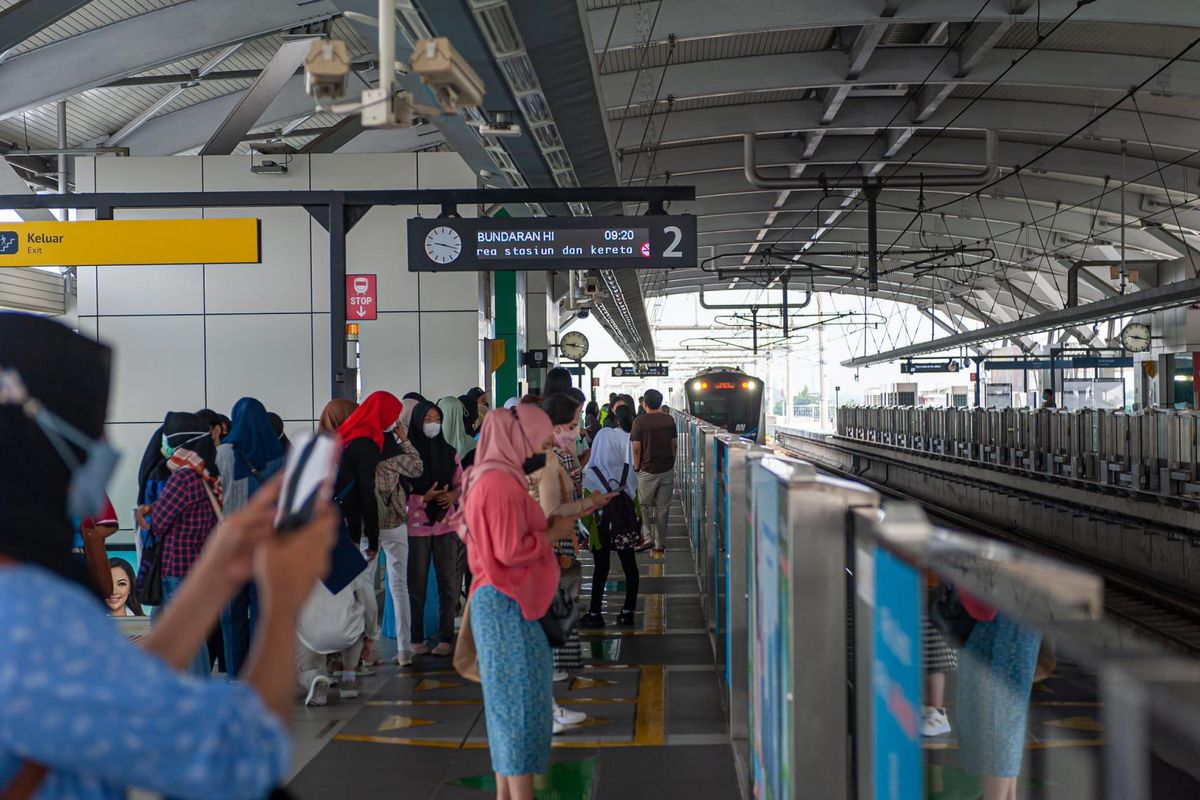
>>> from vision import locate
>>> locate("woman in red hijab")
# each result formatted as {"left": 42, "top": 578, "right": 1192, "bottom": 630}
{"left": 458, "top": 405, "right": 580, "bottom": 799}
{"left": 330, "top": 391, "right": 402, "bottom": 689}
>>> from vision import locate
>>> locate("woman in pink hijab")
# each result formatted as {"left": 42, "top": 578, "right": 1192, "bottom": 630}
{"left": 458, "top": 405, "right": 580, "bottom": 799}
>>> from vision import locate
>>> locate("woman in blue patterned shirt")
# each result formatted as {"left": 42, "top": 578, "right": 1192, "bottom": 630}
{"left": 0, "top": 313, "right": 337, "bottom": 800}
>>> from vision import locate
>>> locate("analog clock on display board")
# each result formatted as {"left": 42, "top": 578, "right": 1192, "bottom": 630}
{"left": 424, "top": 226, "right": 461, "bottom": 265}
{"left": 1120, "top": 322, "right": 1152, "bottom": 353}
{"left": 559, "top": 331, "right": 589, "bottom": 361}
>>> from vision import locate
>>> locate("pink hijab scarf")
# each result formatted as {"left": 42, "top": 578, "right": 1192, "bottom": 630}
{"left": 452, "top": 404, "right": 553, "bottom": 537}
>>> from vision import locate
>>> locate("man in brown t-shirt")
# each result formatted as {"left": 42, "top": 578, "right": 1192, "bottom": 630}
{"left": 630, "top": 388, "right": 677, "bottom": 553}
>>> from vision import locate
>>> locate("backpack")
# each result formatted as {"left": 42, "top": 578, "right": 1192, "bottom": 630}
{"left": 590, "top": 464, "right": 641, "bottom": 551}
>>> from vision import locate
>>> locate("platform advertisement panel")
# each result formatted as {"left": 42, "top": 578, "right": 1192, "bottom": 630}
{"left": 872, "top": 546, "right": 923, "bottom": 800}
{"left": 749, "top": 461, "right": 790, "bottom": 800}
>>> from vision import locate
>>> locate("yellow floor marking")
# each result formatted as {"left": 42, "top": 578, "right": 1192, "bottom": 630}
{"left": 414, "top": 678, "right": 463, "bottom": 692}
{"left": 1043, "top": 716, "right": 1104, "bottom": 732}
{"left": 649, "top": 563, "right": 664, "bottom": 577}
{"left": 632, "top": 665, "right": 665, "bottom": 746}
{"left": 345, "top": 665, "right": 666, "bottom": 749}
{"left": 570, "top": 676, "right": 618, "bottom": 691}
{"left": 923, "top": 738, "right": 1103, "bottom": 751}
{"left": 378, "top": 714, "right": 435, "bottom": 731}
{"left": 559, "top": 716, "right": 611, "bottom": 731}
{"left": 643, "top": 593, "right": 664, "bottom": 634}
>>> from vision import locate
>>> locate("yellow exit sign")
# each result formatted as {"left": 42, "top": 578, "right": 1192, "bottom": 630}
{"left": 0, "top": 219, "right": 261, "bottom": 266}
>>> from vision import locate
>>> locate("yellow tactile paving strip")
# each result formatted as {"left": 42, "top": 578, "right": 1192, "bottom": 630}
{"left": 335, "top": 664, "right": 666, "bottom": 749}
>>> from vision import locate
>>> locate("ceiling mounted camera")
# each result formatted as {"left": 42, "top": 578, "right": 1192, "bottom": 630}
{"left": 303, "top": 39, "right": 351, "bottom": 101}
{"left": 409, "top": 37, "right": 485, "bottom": 113}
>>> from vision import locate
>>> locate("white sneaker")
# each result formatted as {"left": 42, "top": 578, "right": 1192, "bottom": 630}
{"left": 553, "top": 718, "right": 567, "bottom": 735}
{"left": 339, "top": 674, "right": 360, "bottom": 700}
{"left": 305, "top": 675, "right": 331, "bottom": 707}
{"left": 921, "top": 706, "right": 951, "bottom": 737}
{"left": 395, "top": 651, "right": 413, "bottom": 667}
{"left": 552, "top": 670, "right": 569, "bottom": 683}
{"left": 553, "top": 704, "right": 587, "bottom": 726}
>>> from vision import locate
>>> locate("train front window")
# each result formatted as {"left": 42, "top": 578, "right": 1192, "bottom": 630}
{"left": 691, "top": 397, "right": 728, "bottom": 422}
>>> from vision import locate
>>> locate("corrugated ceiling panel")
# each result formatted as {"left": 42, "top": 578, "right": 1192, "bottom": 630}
{"left": 3, "top": 0, "right": 190, "bottom": 56}
{"left": 998, "top": 21, "right": 1200, "bottom": 61}
{"left": 600, "top": 27, "right": 835, "bottom": 74}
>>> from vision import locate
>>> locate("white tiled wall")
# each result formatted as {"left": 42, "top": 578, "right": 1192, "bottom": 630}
{"left": 74, "top": 153, "right": 484, "bottom": 536}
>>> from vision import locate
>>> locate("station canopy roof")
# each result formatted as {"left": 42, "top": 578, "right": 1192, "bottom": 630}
{"left": 4, "top": 1, "right": 1200, "bottom": 356}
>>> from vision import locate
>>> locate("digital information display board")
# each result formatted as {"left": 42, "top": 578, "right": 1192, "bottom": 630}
{"left": 612, "top": 364, "right": 670, "bottom": 377}
{"left": 407, "top": 215, "right": 697, "bottom": 272}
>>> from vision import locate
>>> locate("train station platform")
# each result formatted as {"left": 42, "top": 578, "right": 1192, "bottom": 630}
{"left": 284, "top": 497, "right": 743, "bottom": 799}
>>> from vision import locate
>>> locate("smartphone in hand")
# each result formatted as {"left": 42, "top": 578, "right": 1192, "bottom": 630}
{"left": 275, "top": 431, "right": 339, "bottom": 534}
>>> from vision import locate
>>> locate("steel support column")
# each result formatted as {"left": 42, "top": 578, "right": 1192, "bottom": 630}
{"left": 329, "top": 197, "right": 353, "bottom": 400}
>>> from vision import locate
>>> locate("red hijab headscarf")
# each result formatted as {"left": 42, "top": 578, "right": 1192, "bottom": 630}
{"left": 335, "top": 391, "right": 402, "bottom": 450}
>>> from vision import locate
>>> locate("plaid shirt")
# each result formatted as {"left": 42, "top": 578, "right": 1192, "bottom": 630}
{"left": 151, "top": 468, "right": 219, "bottom": 577}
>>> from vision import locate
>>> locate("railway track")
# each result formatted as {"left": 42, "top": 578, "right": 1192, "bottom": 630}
{"left": 778, "top": 442, "right": 1200, "bottom": 657}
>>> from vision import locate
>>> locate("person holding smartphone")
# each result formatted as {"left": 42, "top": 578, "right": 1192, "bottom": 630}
{"left": 0, "top": 313, "right": 338, "bottom": 800}
{"left": 459, "top": 404, "right": 587, "bottom": 800}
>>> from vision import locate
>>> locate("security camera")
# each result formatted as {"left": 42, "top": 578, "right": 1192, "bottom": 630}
{"left": 409, "top": 37, "right": 485, "bottom": 112}
{"left": 583, "top": 276, "right": 604, "bottom": 297}
{"left": 304, "top": 39, "right": 351, "bottom": 101}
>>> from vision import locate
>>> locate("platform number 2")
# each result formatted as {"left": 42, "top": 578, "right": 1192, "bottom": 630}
{"left": 663, "top": 225, "right": 683, "bottom": 257}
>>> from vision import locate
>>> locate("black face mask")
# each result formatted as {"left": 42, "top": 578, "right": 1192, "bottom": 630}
{"left": 523, "top": 452, "right": 547, "bottom": 474}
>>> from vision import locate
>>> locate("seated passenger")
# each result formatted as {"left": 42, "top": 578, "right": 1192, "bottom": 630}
{"left": 0, "top": 312, "right": 336, "bottom": 800}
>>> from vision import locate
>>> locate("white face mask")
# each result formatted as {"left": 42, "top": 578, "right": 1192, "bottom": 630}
{"left": 423, "top": 422, "right": 442, "bottom": 439}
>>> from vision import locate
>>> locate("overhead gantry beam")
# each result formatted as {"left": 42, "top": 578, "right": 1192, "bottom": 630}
{"left": 0, "top": 0, "right": 340, "bottom": 120}
{"left": 0, "top": 0, "right": 95, "bottom": 57}
{"left": 199, "top": 39, "right": 318, "bottom": 156}
{"left": 588, "top": 0, "right": 1200, "bottom": 51}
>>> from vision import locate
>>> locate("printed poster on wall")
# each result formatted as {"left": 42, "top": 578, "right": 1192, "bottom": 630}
{"left": 872, "top": 546, "right": 923, "bottom": 800}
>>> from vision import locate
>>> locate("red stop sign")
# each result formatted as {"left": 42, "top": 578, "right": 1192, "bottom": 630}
{"left": 347, "top": 274, "right": 377, "bottom": 321}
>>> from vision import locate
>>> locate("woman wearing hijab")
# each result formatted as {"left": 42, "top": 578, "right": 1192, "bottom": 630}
{"left": 580, "top": 404, "right": 641, "bottom": 628}
{"left": 319, "top": 398, "right": 358, "bottom": 434}
{"left": 406, "top": 399, "right": 465, "bottom": 656}
{"left": 332, "top": 391, "right": 403, "bottom": 684}
{"left": 215, "top": 397, "right": 286, "bottom": 677}
{"left": 458, "top": 404, "right": 581, "bottom": 798}
{"left": 438, "top": 395, "right": 477, "bottom": 469}
{"left": 460, "top": 386, "right": 488, "bottom": 435}
{"left": 267, "top": 411, "right": 290, "bottom": 450}
{"left": 0, "top": 313, "right": 338, "bottom": 800}
{"left": 148, "top": 411, "right": 224, "bottom": 678}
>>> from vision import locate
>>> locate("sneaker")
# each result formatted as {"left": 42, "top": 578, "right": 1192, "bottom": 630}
{"left": 552, "top": 670, "right": 570, "bottom": 683}
{"left": 617, "top": 609, "right": 636, "bottom": 626}
{"left": 339, "top": 674, "right": 360, "bottom": 700}
{"left": 304, "top": 675, "right": 331, "bottom": 707}
{"left": 553, "top": 705, "right": 588, "bottom": 726}
{"left": 579, "top": 612, "right": 606, "bottom": 628}
{"left": 921, "top": 707, "right": 951, "bottom": 737}
{"left": 553, "top": 718, "right": 568, "bottom": 735}
{"left": 410, "top": 642, "right": 431, "bottom": 656}
{"left": 395, "top": 651, "right": 414, "bottom": 667}
{"left": 431, "top": 642, "right": 452, "bottom": 657}
{"left": 356, "top": 664, "right": 377, "bottom": 677}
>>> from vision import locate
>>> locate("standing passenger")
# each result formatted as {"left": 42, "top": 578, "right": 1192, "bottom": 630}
{"left": 458, "top": 404, "right": 582, "bottom": 799}
{"left": 215, "top": 397, "right": 285, "bottom": 677}
{"left": 438, "top": 395, "right": 478, "bottom": 469}
{"left": 460, "top": 386, "right": 488, "bottom": 434}
{"left": 581, "top": 405, "right": 641, "bottom": 626}
{"left": 406, "top": 400, "right": 464, "bottom": 656}
{"left": 332, "top": 391, "right": 402, "bottom": 680}
{"left": 147, "top": 412, "right": 224, "bottom": 678}
{"left": 376, "top": 414, "right": 425, "bottom": 666}
{"left": 629, "top": 389, "right": 676, "bottom": 554}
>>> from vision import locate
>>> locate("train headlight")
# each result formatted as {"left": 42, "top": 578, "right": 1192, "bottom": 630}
{"left": 741, "top": 381, "right": 749, "bottom": 389}
{"left": 701, "top": 381, "right": 709, "bottom": 390}
{"left": 692, "top": 380, "right": 701, "bottom": 391}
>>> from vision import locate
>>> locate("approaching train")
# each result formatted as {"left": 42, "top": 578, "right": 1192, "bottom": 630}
{"left": 681, "top": 367, "right": 765, "bottom": 441}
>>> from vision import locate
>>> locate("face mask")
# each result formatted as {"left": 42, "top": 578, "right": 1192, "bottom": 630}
{"left": 523, "top": 452, "right": 547, "bottom": 474}
{"left": 0, "top": 368, "right": 120, "bottom": 518}
{"left": 554, "top": 429, "right": 577, "bottom": 451}
{"left": 423, "top": 422, "right": 442, "bottom": 439}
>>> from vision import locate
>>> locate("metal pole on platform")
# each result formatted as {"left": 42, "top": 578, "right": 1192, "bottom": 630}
{"left": 330, "top": 197, "right": 353, "bottom": 400}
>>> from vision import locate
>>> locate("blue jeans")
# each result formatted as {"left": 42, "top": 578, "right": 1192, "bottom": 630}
{"left": 219, "top": 583, "right": 258, "bottom": 678}
{"left": 154, "top": 576, "right": 210, "bottom": 679}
